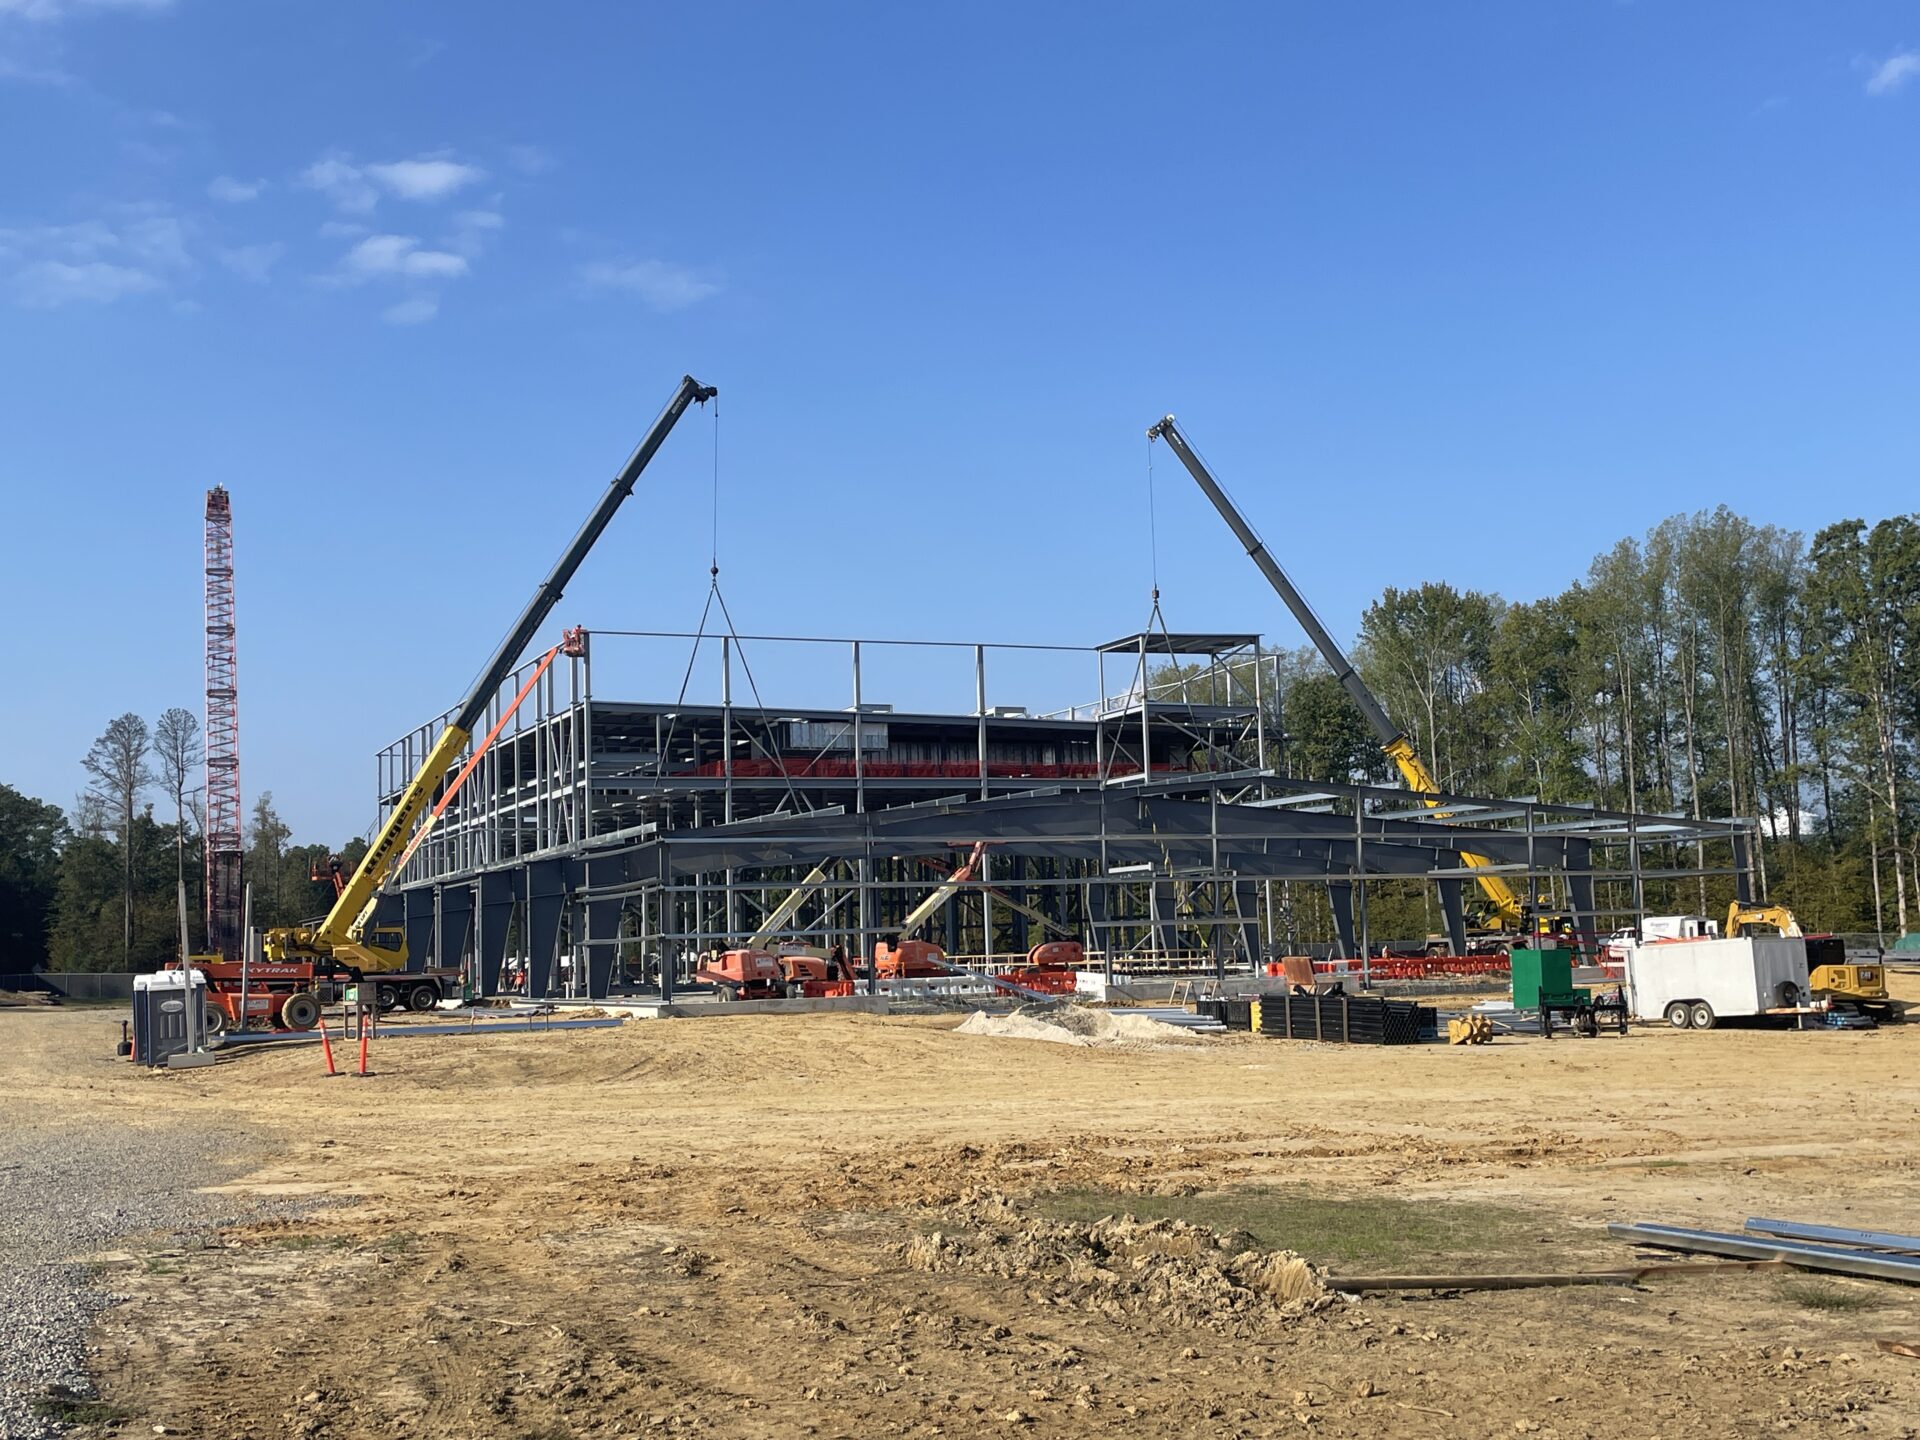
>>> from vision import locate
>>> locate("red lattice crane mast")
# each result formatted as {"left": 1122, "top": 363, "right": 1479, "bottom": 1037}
{"left": 204, "top": 487, "right": 244, "bottom": 961}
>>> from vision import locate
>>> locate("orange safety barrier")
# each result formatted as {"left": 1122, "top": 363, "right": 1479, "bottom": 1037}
{"left": 1309, "top": 956, "right": 1512, "bottom": 981}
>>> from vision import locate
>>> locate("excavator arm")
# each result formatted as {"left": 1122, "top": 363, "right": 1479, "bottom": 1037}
{"left": 1725, "top": 902, "right": 1801, "bottom": 939}
{"left": 269, "top": 374, "right": 717, "bottom": 973}
{"left": 1147, "top": 414, "right": 1528, "bottom": 931}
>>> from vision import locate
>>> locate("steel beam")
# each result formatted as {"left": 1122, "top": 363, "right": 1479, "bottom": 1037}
{"left": 1609, "top": 1223, "right": 1920, "bottom": 1284}
{"left": 1745, "top": 1218, "right": 1920, "bottom": 1255}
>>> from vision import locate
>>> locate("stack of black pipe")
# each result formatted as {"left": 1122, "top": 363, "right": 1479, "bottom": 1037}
{"left": 1196, "top": 993, "right": 1432, "bottom": 1045}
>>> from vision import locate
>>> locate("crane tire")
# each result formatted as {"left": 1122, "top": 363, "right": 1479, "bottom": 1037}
{"left": 376, "top": 984, "right": 400, "bottom": 1011}
{"left": 407, "top": 983, "right": 439, "bottom": 1012}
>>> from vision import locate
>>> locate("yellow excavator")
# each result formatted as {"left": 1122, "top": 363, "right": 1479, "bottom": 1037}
{"left": 1725, "top": 902, "right": 1899, "bottom": 1021}
{"left": 1148, "top": 415, "right": 1562, "bottom": 941}
{"left": 264, "top": 375, "right": 717, "bottom": 979}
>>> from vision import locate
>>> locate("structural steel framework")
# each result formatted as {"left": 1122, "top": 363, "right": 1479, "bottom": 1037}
{"left": 373, "top": 626, "right": 1756, "bottom": 1000}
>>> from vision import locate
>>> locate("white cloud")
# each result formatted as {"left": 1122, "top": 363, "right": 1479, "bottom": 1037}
{"left": 382, "top": 294, "right": 438, "bottom": 325}
{"left": 342, "top": 232, "right": 468, "bottom": 279}
{"left": 11, "top": 259, "right": 159, "bottom": 306}
{"left": 0, "top": 0, "right": 170, "bottom": 20}
{"left": 0, "top": 52, "right": 74, "bottom": 84}
{"left": 0, "top": 209, "right": 189, "bottom": 306}
{"left": 218, "top": 242, "right": 282, "bottom": 283}
{"left": 365, "top": 157, "right": 484, "bottom": 201}
{"left": 505, "top": 143, "right": 553, "bottom": 176}
{"left": 446, "top": 208, "right": 503, "bottom": 257}
{"left": 576, "top": 258, "right": 719, "bottom": 311}
{"left": 207, "top": 174, "right": 264, "bottom": 203}
{"left": 1865, "top": 50, "right": 1920, "bottom": 96}
{"left": 299, "top": 154, "right": 377, "bottom": 213}
{"left": 119, "top": 211, "right": 188, "bottom": 267}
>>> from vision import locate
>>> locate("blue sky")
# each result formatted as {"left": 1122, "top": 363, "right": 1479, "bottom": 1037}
{"left": 2, "top": 1, "right": 1917, "bottom": 842}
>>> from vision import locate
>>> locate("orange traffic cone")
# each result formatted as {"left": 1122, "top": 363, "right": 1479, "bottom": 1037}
{"left": 318, "top": 1015, "right": 340, "bottom": 1078}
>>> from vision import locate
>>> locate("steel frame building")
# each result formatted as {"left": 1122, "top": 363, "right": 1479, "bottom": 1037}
{"left": 377, "top": 625, "right": 1757, "bottom": 1000}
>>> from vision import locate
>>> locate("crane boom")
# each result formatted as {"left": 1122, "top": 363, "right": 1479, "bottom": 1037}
{"left": 275, "top": 374, "right": 717, "bottom": 972}
{"left": 1146, "top": 414, "right": 1526, "bottom": 930}
{"left": 900, "top": 843, "right": 987, "bottom": 938}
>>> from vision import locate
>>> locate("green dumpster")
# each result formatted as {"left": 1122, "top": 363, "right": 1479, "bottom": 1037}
{"left": 1510, "top": 946, "right": 1589, "bottom": 1011}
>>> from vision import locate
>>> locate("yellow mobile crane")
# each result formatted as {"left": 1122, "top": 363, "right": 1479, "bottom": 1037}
{"left": 1146, "top": 414, "right": 1554, "bottom": 940}
{"left": 264, "top": 376, "right": 717, "bottom": 984}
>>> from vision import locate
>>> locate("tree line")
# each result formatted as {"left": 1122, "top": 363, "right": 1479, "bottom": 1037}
{"left": 0, "top": 707, "right": 365, "bottom": 972}
{"left": 1174, "top": 506, "right": 1916, "bottom": 939}
{"left": 3, "top": 503, "right": 1915, "bottom": 968}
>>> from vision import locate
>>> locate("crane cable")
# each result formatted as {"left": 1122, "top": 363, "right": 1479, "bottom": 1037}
{"left": 710, "top": 396, "right": 721, "bottom": 578}
{"left": 1145, "top": 434, "right": 1161, "bottom": 606}
{"left": 659, "top": 402, "right": 808, "bottom": 818}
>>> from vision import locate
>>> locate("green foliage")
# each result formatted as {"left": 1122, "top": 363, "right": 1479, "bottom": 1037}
{"left": 1157, "top": 503, "right": 1920, "bottom": 942}
{"left": 10, "top": 718, "right": 369, "bottom": 971}
{"left": 0, "top": 783, "right": 67, "bottom": 969}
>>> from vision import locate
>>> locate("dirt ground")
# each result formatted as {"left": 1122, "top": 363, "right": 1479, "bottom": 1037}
{"left": 6, "top": 984, "right": 1920, "bottom": 1439}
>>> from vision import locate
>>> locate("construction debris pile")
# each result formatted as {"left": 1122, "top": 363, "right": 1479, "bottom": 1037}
{"left": 900, "top": 1199, "right": 1332, "bottom": 1333}
{"left": 955, "top": 1006, "right": 1216, "bottom": 1049}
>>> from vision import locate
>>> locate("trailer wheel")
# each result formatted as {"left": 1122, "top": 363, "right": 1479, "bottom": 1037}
{"left": 1689, "top": 1001, "right": 1716, "bottom": 1031}
{"left": 407, "top": 983, "right": 439, "bottom": 1012}
{"left": 281, "top": 993, "right": 321, "bottom": 1031}
{"left": 1665, "top": 1001, "right": 1691, "bottom": 1029}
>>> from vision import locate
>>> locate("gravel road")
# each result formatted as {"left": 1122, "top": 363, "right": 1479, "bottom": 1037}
{"left": 0, "top": 1116, "right": 283, "bottom": 1440}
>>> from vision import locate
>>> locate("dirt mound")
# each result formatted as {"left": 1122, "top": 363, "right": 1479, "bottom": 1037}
{"left": 901, "top": 1203, "right": 1332, "bottom": 1334}
{"left": 955, "top": 1005, "right": 1209, "bottom": 1048}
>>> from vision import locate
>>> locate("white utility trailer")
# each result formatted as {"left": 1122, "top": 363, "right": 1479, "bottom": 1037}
{"left": 1623, "top": 936, "right": 1811, "bottom": 1030}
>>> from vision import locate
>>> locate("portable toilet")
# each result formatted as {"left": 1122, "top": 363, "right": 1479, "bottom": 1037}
{"left": 132, "top": 970, "right": 206, "bottom": 1068}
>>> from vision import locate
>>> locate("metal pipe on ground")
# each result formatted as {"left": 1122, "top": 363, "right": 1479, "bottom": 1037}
{"left": 1330, "top": 1259, "right": 1786, "bottom": 1293}
{"left": 1609, "top": 1223, "right": 1920, "bottom": 1284}
{"left": 1744, "top": 1218, "right": 1920, "bottom": 1255}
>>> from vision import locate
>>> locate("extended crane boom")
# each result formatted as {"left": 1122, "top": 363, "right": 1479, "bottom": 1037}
{"left": 270, "top": 374, "right": 717, "bottom": 973}
{"left": 1145, "top": 414, "right": 1527, "bottom": 930}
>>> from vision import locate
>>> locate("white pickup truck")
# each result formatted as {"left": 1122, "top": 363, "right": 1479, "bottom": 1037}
{"left": 1623, "top": 935, "right": 1810, "bottom": 1029}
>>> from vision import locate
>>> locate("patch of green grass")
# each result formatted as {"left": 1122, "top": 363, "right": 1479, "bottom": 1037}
{"left": 31, "top": 1390, "right": 131, "bottom": 1425}
{"left": 140, "top": 1256, "right": 182, "bottom": 1276}
{"left": 1031, "top": 1185, "right": 1544, "bottom": 1271}
{"left": 260, "top": 1233, "right": 352, "bottom": 1251}
{"left": 1778, "top": 1278, "right": 1884, "bottom": 1313}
